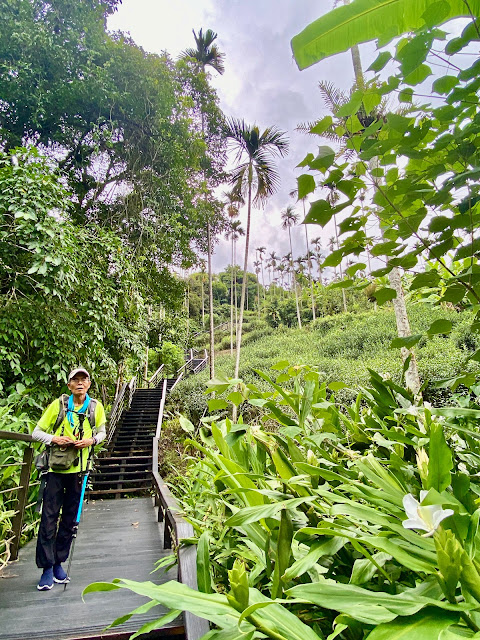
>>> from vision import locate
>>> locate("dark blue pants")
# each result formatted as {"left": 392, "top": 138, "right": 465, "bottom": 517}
{"left": 35, "top": 472, "right": 82, "bottom": 569}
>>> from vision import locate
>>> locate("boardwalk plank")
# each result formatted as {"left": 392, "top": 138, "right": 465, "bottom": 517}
{"left": 0, "top": 498, "right": 183, "bottom": 640}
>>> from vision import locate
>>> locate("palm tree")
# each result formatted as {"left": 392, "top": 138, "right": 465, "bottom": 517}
{"left": 181, "top": 28, "right": 225, "bottom": 379}
{"left": 253, "top": 260, "right": 262, "bottom": 317}
{"left": 231, "top": 220, "right": 244, "bottom": 344}
{"left": 268, "top": 251, "right": 279, "bottom": 288}
{"left": 281, "top": 205, "right": 302, "bottom": 329}
{"left": 225, "top": 118, "right": 288, "bottom": 380}
{"left": 311, "top": 236, "right": 324, "bottom": 284}
{"left": 277, "top": 262, "right": 287, "bottom": 297}
{"left": 290, "top": 187, "right": 316, "bottom": 321}
{"left": 256, "top": 246, "right": 267, "bottom": 303}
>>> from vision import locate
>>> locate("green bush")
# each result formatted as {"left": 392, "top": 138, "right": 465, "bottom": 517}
{"left": 159, "top": 341, "right": 184, "bottom": 376}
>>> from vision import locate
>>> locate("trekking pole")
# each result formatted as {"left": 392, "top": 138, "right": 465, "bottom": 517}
{"left": 64, "top": 413, "right": 89, "bottom": 591}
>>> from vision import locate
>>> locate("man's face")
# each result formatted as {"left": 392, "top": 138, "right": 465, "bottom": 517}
{"left": 67, "top": 373, "right": 91, "bottom": 395}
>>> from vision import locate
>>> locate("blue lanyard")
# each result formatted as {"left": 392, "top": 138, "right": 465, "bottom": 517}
{"left": 66, "top": 394, "right": 90, "bottom": 433}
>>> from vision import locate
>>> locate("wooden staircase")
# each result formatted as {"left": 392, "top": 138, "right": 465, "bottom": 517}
{"left": 89, "top": 350, "right": 207, "bottom": 499}
{"left": 89, "top": 387, "right": 163, "bottom": 498}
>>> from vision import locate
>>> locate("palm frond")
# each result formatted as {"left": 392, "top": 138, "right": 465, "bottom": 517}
{"left": 318, "top": 80, "right": 347, "bottom": 112}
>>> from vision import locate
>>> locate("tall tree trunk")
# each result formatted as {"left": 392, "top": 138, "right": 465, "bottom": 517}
{"left": 201, "top": 272, "right": 205, "bottom": 328}
{"left": 207, "top": 222, "right": 215, "bottom": 378}
{"left": 333, "top": 212, "right": 348, "bottom": 312}
{"left": 234, "top": 246, "right": 238, "bottom": 332}
{"left": 303, "top": 201, "right": 316, "bottom": 321}
{"left": 234, "top": 169, "right": 252, "bottom": 381}
{"left": 257, "top": 275, "right": 260, "bottom": 318}
{"left": 230, "top": 239, "right": 234, "bottom": 355}
{"left": 288, "top": 227, "right": 302, "bottom": 329}
{"left": 389, "top": 267, "right": 421, "bottom": 394}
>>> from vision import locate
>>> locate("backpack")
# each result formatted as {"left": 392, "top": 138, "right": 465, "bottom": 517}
{"left": 55, "top": 394, "right": 98, "bottom": 435}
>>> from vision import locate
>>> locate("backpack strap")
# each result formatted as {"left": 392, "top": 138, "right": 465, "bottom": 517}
{"left": 54, "top": 394, "right": 97, "bottom": 437}
{"left": 88, "top": 398, "right": 97, "bottom": 437}
{"left": 54, "top": 394, "right": 69, "bottom": 435}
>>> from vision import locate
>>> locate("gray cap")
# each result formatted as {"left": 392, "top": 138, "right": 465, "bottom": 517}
{"left": 68, "top": 368, "right": 90, "bottom": 381}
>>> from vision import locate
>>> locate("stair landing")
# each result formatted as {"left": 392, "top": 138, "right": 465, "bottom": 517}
{"left": 0, "top": 498, "right": 183, "bottom": 640}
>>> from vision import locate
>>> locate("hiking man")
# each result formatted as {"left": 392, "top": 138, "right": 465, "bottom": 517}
{"left": 32, "top": 368, "right": 106, "bottom": 590}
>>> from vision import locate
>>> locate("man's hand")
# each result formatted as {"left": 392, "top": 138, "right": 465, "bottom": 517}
{"left": 74, "top": 438, "right": 95, "bottom": 449}
{"left": 51, "top": 435, "right": 75, "bottom": 446}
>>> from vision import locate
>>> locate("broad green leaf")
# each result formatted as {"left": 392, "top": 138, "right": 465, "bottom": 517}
{"left": 304, "top": 200, "right": 334, "bottom": 226}
{"left": 129, "top": 610, "right": 183, "bottom": 640}
{"left": 433, "top": 75, "right": 459, "bottom": 95}
{"left": 399, "top": 88, "right": 414, "bottom": 103}
{"left": 310, "top": 116, "right": 333, "bottom": 135}
{"left": 374, "top": 287, "right": 397, "bottom": 305}
{"left": 427, "top": 423, "right": 453, "bottom": 493}
{"left": 337, "top": 91, "right": 364, "bottom": 117}
{"left": 350, "top": 552, "right": 392, "bottom": 585}
{"left": 227, "top": 392, "right": 244, "bottom": 407}
{"left": 291, "top": 0, "right": 480, "bottom": 70}
{"left": 197, "top": 532, "right": 212, "bottom": 594}
{"left": 426, "top": 319, "right": 453, "bottom": 336}
{"left": 271, "top": 360, "right": 290, "bottom": 371}
{"left": 208, "top": 399, "right": 228, "bottom": 411}
{"left": 409, "top": 271, "right": 441, "bottom": 290}
{"left": 390, "top": 335, "right": 422, "bottom": 349}
{"left": 225, "top": 497, "right": 315, "bottom": 527}
{"left": 368, "top": 51, "right": 392, "bottom": 72}
{"left": 367, "top": 607, "right": 459, "bottom": 640}
{"left": 329, "top": 381, "right": 347, "bottom": 391}
{"left": 311, "top": 146, "right": 335, "bottom": 171}
{"left": 85, "top": 579, "right": 241, "bottom": 628}
{"left": 297, "top": 174, "right": 316, "bottom": 200}
{"left": 287, "top": 581, "right": 469, "bottom": 625}
{"left": 363, "top": 91, "right": 382, "bottom": 115}
{"left": 283, "top": 538, "right": 346, "bottom": 581}
{"left": 179, "top": 415, "right": 195, "bottom": 433}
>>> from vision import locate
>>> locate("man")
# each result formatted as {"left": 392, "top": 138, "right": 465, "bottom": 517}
{"left": 32, "top": 368, "right": 106, "bottom": 590}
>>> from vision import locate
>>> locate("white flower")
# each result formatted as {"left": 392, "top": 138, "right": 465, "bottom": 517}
{"left": 402, "top": 491, "right": 454, "bottom": 537}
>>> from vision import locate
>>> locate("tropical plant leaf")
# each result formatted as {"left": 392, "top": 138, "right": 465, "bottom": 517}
{"left": 366, "top": 607, "right": 459, "bottom": 639}
{"left": 290, "top": 0, "right": 480, "bottom": 70}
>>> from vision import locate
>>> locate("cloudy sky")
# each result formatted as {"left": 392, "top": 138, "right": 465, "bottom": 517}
{"left": 108, "top": 1, "right": 376, "bottom": 275}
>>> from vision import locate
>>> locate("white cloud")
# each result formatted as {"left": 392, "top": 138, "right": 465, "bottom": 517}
{"left": 109, "top": 0, "right": 368, "bottom": 274}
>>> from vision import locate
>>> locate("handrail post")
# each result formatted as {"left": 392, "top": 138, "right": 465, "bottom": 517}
{"left": 10, "top": 446, "right": 34, "bottom": 561}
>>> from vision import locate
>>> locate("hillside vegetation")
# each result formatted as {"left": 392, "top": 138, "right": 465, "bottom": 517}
{"left": 168, "top": 304, "right": 478, "bottom": 424}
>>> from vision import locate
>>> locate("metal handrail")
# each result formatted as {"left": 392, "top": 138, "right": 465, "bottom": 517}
{"left": 127, "top": 375, "right": 137, "bottom": 407}
{"left": 191, "top": 321, "right": 230, "bottom": 338}
{"left": 147, "top": 364, "right": 165, "bottom": 389}
{"left": 106, "top": 375, "right": 136, "bottom": 446}
{"left": 152, "top": 381, "right": 209, "bottom": 640}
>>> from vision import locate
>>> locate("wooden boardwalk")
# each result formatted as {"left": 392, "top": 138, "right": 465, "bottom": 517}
{"left": 0, "top": 498, "right": 183, "bottom": 640}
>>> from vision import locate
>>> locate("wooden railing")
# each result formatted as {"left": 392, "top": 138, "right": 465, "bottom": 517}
{"left": 0, "top": 431, "right": 37, "bottom": 564}
{"left": 151, "top": 381, "right": 209, "bottom": 640}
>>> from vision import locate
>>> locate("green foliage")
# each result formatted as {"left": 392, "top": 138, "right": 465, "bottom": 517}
{"left": 91, "top": 362, "right": 480, "bottom": 639}
{"left": 0, "top": 147, "right": 148, "bottom": 405}
{"left": 159, "top": 342, "right": 185, "bottom": 376}
{"left": 291, "top": 0, "right": 480, "bottom": 69}
{"left": 291, "top": 4, "right": 480, "bottom": 359}
{"left": 0, "top": 394, "right": 39, "bottom": 565}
